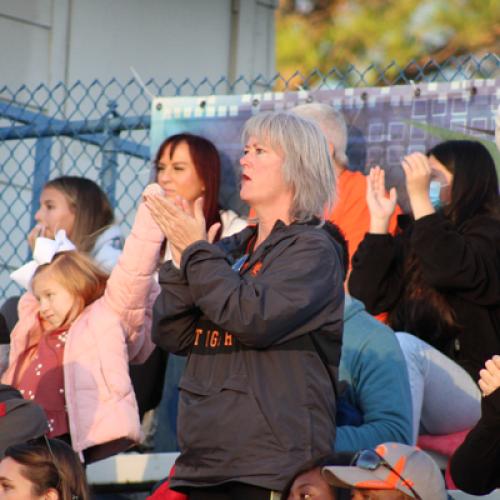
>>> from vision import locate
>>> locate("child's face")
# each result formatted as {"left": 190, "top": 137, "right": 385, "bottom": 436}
{"left": 34, "top": 187, "right": 76, "bottom": 239}
{"left": 33, "top": 276, "right": 79, "bottom": 328}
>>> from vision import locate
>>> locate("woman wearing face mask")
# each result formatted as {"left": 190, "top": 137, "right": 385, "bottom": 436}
{"left": 348, "top": 140, "right": 500, "bottom": 441}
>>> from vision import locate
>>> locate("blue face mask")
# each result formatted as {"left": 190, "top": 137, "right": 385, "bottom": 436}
{"left": 428, "top": 180, "right": 442, "bottom": 209}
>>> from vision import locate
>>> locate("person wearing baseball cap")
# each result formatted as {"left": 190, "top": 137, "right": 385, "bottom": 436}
{"left": 0, "top": 384, "right": 48, "bottom": 457}
{"left": 322, "top": 442, "right": 447, "bottom": 500}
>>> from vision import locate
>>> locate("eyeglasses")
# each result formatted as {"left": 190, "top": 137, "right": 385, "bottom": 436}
{"left": 351, "top": 449, "right": 422, "bottom": 500}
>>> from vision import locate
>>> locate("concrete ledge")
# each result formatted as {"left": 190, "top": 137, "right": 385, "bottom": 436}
{"left": 86, "top": 452, "right": 179, "bottom": 485}
{"left": 86, "top": 452, "right": 500, "bottom": 499}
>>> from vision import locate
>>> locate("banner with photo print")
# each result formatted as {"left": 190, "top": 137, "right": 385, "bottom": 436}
{"left": 151, "top": 79, "right": 499, "bottom": 213}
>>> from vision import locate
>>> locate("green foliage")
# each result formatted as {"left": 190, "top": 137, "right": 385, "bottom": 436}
{"left": 276, "top": 0, "right": 500, "bottom": 85}
{"left": 407, "top": 119, "right": 500, "bottom": 176}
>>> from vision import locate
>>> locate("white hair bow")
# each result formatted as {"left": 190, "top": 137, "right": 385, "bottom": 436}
{"left": 10, "top": 230, "right": 76, "bottom": 290}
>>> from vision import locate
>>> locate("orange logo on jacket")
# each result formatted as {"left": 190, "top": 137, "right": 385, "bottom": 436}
{"left": 194, "top": 328, "right": 234, "bottom": 348}
{"left": 250, "top": 262, "right": 262, "bottom": 276}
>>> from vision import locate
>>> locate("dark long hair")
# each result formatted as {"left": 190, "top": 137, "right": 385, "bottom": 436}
{"left": 402, "top": 140, "right": 499, "bottom": 343}
{"left": 154, "top": 133, "right": 222, "bottom": 240}
{"left": 429, "top": 140, "right": 500, "bottom": 225}
{"left": 5, "top": 438, "right": 90, "bottom": 500}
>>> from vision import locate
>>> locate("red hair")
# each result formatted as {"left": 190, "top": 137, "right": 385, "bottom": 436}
{"left": 154, "top": 133, "right": 222, "bottom": 240}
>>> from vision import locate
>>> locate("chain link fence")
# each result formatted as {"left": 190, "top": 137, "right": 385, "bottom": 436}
{"left": 0, "top": 53, "right": 499, "bottom": 302}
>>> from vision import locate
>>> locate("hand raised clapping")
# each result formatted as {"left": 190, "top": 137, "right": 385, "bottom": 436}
{"left": 401, "top": 152, "right": 432, "bottom": 200}
{"left": 479, "top": 355, "right": 500, "bottom": 398}
{"left": 144, "top": 194, "right": 221, "bottom": 265}
{"left": 401, "top": 152, "right": 435, "bottom": 220}
{"left": 366, "top": 166, "right": 397, "bottom": 234}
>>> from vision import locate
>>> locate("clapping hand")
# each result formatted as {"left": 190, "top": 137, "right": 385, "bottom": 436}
{"left": 367, "top": 166, "right": 397, "bottom": 234}
{"left": 479, "top": 355, "right": 500, "bottom": 397}
{"left": 145, "top": 194, "right": 221, "bottom": 266}
{"left": 401, "top": 152, "right": 435, "bottom": 220}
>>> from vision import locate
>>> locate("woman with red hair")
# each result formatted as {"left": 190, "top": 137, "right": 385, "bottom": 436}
{"left": 134, "top": 133, "right": 246, "bottom": 447}
{"left": 153, "top": 133, "right": 246, "bottom": 257}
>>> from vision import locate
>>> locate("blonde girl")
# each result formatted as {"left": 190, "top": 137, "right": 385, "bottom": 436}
{"left": 0, "top": 176, "right": 122, "bottom": 340}
{"left": 2, "top": 185, "right": 164, "bottom": 463}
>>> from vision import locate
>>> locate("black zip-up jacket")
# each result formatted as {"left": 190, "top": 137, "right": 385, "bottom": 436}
{"left": 450, "top": 387, "right": 500, "bottom": 494}
{"left": 153, "top": 220, "right": 345, "bottom": 492}
{"left": 348, "top": 212, "right": 500, "bottom": 379}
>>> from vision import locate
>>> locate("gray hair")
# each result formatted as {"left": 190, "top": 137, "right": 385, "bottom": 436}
{"left": 242, "top": 110, "right": 336, "bottom": 222}
{"left": 292, "top": 102, "right": 349, "bottom": 168}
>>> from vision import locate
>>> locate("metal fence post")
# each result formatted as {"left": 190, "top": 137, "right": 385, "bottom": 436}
{"left": 100, "top": 100, "right": 120, "bottom": 209}
{"left": 26, "top": 137, "right": 53, "bottom": 260}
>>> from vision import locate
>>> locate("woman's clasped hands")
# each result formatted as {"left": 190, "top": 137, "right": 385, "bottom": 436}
{"left": 144, "top": 189, "right": 221, "bottom": 265}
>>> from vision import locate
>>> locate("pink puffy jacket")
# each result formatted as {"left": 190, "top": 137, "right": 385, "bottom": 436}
{"left": 2, "top": 188, "right": 163, "bottom": 458}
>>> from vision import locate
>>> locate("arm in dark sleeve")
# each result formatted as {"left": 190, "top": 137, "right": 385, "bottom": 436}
{"left": 152, "top": 261, "right": 199, "bottom": 355}
{"left": 412, "top": 213, "right": 500, "bottom": 303}
{"left": 450, "top": 388, "right": 500, "bottom": 495}
{"left": 348, "top": 233, "right": 404, "bottom": 315}
{"left": 181, "top": 231, "right": 344, "bottom": 349}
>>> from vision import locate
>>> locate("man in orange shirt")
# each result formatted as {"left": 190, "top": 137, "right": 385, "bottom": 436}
{"left": 292, "top": 103, "right": 400, "bottom": 264}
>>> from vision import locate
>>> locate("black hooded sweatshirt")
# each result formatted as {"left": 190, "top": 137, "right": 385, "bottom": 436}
{"left": 153, "top": 219, "right": 345, "bottom": 492}
{"left": 349, "top": 212, "right": 500, "bottom": 379}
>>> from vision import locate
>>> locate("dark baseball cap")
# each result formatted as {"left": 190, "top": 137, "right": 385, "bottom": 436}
{"left": 0, "top": 384, "right": 48, "bottom": 458}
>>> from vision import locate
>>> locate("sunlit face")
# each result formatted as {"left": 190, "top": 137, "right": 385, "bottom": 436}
{"left": 429, "top": 155, "right": 453, "bottom": 205}
{"left": 351, "top": 488, "right": 410, "bottom": 500}
{"left": 240, "top": 135, "right": 292, "bottom": 211}
{"left": 34, "top": 187, "right": 76, "bottom": 240}
{"left": 0, "top": 457, "right": 56, "bottom": 499}
{"left": 156, "top": 141, "right": 205, "bottom": 204}
{"left": 287, "top": 468, "right": 336, "bottom": 500}
{"left": 33, "top": 275, "right": 79, "bottom": 329}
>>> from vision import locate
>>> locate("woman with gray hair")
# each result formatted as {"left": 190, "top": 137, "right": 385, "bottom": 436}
{"left": 145, "top": 110, "right": 345, "bottom": 499}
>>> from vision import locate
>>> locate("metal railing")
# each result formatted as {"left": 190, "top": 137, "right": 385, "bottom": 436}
{"left": 0, "top": 53, "right": 498, "bottom": 302}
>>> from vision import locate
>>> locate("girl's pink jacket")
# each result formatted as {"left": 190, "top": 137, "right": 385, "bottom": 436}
{"left": 2, "top": 192, "right": 163, "bottom": 457}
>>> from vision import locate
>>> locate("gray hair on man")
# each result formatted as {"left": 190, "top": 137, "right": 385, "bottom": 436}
{"left": 242, "top": 110, "right": 336, "bottom": 222}
{"left": 292, "top": 102, "right": 349, "bottom": 169}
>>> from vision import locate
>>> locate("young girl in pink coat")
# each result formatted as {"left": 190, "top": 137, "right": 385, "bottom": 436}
{"left": 2, "top": 184, "right": 164, "bottom": 462}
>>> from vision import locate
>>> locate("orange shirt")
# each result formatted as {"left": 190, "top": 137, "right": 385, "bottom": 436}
{"left": 247, "top": 170, "right": 400, "bottom": 323}
{"left": 248, "top": 169, "right": 401, "bottom": 264}
{"left": 326, "top": 170, "right": 401, "bottom": 264}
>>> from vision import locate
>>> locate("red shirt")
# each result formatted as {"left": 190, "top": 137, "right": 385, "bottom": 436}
{"left": 16, "top": 322, "right": 69, "bottom": 438}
